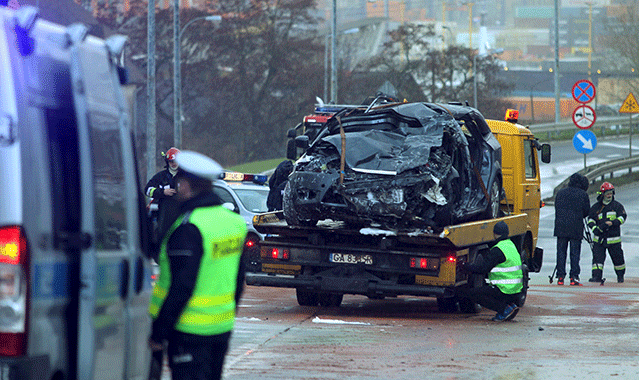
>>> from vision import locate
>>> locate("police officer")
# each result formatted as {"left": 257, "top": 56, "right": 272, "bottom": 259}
{"left": 145, "top": 147, "right": 182, "bottom": 257}
{"left": 148, "top": 150, "right": 248, "bottom": 380}
{"left": 460, "top": 221, "right": 523, "bottom": 322}
{"left": 587, "top": 182, "right": 627, "bottom": 283}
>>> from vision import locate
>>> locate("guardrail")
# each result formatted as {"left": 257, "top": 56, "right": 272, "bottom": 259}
{"left": 551, "top": 155, "right": 639, "bottom": 200}
{"left": 529, "top": 115, "right": 639, "bottom": 139}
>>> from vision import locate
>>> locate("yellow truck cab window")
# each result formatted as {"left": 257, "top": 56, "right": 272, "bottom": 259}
{"left": 524, "top": 139, "right": 536, "bottom": 179}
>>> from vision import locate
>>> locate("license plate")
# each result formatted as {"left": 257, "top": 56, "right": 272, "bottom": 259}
{"left": 329, "top": 253, "right": 373, "bottom": 265}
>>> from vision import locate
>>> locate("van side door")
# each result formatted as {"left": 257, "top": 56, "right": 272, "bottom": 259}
{"left": 68, "top": 26, "right": 130, "bottom": 380}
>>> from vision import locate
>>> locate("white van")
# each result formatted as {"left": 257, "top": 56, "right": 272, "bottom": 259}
{"left": 0, "top": 6, "right": 153, "bottom": 380}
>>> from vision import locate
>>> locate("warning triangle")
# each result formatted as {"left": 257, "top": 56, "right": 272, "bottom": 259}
{"left": 619, "top": 93, "right": 639, "bottom": 113}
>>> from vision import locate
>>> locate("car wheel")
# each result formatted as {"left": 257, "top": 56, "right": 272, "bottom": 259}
{"left": 482, "top": 179, "right": 501, "bottom": 219}
{"left": 283, "top": 182, "right": 318, "bottom": 227}
{"left": 318, "top": 292, "right": 343, "bottom": 307}
{"left": 437, "top": 297, "right": 458, "bottom": 313}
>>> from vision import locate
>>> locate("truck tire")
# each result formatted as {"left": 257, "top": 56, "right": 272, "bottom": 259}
{"left": 318, "top": 292, "right": 343, "bottom": 307}
{"left": 296, "top": 288, "right": 319, "bottom": 306}
{"left": 283, "top": 182, "right": 318, "bottom": 227}
{"left": 515, "top": 265, "right": 529, "bottom": 307}
{"left": 437, "top": 297, "right": 458, "bottom": 313}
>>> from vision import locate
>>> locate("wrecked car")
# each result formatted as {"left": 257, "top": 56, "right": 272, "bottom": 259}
{"left": 282, "top": 101, "right": 502, "bottom": 231}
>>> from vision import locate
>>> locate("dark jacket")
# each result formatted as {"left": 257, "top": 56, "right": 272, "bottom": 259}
{"left": 150, "top": 192, "right": 246, "bottom": 343}
{"left": 587, "top": 194, "right": 627, "bottom": 246}
{"left": 267, "top": 160, "right": 293, "bottom": 211}
{"left": 145, "top": 168, "right": 181, "bottom": 249}
{"left": 553, "top": 173, "right": 590, "bottom": 239}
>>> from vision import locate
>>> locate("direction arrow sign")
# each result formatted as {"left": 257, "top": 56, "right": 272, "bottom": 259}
{"left": 572, "top": 104, "right": 596, "bottom": 129}
{"left": 573, "top": 129, "right": 597, "bottom": 154}
{"left": 572, "top": 79, "right": 596, "bottom": 103}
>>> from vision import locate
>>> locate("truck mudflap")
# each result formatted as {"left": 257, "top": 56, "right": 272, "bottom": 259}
{"left": 245, "top": 272, "right": 455, "bottom": 299}
{"left": 0, "top": 355, "right": 49, "bottom": 380}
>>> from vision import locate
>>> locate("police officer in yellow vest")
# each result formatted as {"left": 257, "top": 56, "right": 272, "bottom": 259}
{"left": 460, "top": 221, "right": 523, "bottom": 322}
{"left": 148, "top": 150, "right": 248, "bottom": 380}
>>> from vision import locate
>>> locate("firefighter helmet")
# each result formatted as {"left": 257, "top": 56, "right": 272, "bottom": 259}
{"left": 599, "top": 182, "right": 615, "bottom": 194}
{"left": 164, "top": 147, "right": 180, "bottom": 161}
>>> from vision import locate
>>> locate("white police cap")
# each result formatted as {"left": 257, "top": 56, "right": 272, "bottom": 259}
{"left": 175, "top": 150, "right": 223, "bottom": 181}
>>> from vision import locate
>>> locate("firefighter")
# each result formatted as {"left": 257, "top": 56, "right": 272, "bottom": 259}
{"left": 148, "top": 150, "right": 248, "bottom": 380}
{"left": 587, "top": 182, "right": 627, "bottom": 283}
{"left": 460, "top": 221, "right": 523, "bottom": 322}
{"left": 145, "top": 147, "right": 181, "bottom": 258}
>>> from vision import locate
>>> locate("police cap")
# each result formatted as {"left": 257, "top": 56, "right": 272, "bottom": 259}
{"left": 174, "top": 150, "right": 223, "bottom": 182}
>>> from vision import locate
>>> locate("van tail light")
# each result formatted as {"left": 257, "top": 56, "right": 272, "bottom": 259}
{"left": 0, "top": 226, "right": 29, "bottom": 356}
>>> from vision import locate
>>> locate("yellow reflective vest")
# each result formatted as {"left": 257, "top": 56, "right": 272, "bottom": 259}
{"left": 149, "top": 205, "right": 247, "bottom": 336}
{"left": 488, "top": 239, "right": 523, "bottom": 295}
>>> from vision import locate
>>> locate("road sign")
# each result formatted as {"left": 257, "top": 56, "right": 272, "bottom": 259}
{"left": 572, "top": 79, "right": 596, "bottom": 103}
{"left": 572, "top": 104, "right": 596, "bottom": 129}
{"left": 573, "top": 129, "right": 597, "bottom": 154}
{"left": 619, "top": 93, "right": 639, "bottom": 113}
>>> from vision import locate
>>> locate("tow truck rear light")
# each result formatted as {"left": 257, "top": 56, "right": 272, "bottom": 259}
{"left": 409, "top": 257, "right": 439, "bottom": 270}
{"left": 447, "top": 254, "right": 457, "bottom": 263}
{"left": 260, "top": 246, "right": 289, "bottom": 260}
{"left": 0, "top": 225, "right": 29, "bottom": 356}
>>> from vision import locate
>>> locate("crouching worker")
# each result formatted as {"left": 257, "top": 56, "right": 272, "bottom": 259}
{"left": 148, "top": 150, "right": 248, "bottom": 380}
{"left": 459, "top": 221, "right": 523, "bottom": 322}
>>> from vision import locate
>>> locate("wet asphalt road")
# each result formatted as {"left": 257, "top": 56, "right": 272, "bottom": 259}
{"left": 221, "top": 182, "right": 639, "bottom": 380}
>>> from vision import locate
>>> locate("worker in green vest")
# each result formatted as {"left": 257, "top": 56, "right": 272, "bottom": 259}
{"left": 148, "top": 150, "right": 248, "bottom": 380}
{"left": 460, "top": 221, "right": 523, "bottom": 322}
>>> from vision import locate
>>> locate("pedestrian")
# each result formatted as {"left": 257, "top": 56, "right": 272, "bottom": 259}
{"left": 459, "top": 221, "right": 523, "bottom": 322}
{"left": 553, "top": 173, "right": 590, "bottom": 285}
{"left": 145, "top": 147, "right": 182, "bottom": 258}
{"left": 587, "top": 182, "right": 627, "bottom": 283}
{"left": 148, "top": 150, "right": 248, "bottom": 380}
{"left": 267, "top": 159, "right": 293, "bottom": 211}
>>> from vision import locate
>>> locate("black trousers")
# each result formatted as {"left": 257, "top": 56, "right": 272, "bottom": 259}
{"left": 167, "top": 331, "right": 232, "bottom": 380}
{"left": 459, "top": 285, "right": 520, "bottom": 314}
{"left": 556, "top": 237, "right": 583, "bottom": 279}
{"left": 591, "top": 242, "right": 625, "bottom": 278}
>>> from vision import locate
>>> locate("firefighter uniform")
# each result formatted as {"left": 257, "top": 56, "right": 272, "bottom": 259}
{"left": 148, "top": 151, "right": 248, "bottom": 380}
{"left": 587, "top": 182, "right": 627, "bottom": 283}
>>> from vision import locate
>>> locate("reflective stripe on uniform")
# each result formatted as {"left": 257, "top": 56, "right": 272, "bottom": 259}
{"left": 490, "top": 265, "right": 522, "bottom": 273}
{"left": 490, "top": 278, "right": 523, "bottom": 285}
{"left": 614, "top": 264, "right": 626, "bottom": 270}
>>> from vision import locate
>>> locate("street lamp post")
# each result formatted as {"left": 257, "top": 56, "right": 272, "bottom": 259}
{"left": 174, "top": 15, "right": 221, "bottom": 148}
{"left": 473, "top": 48, "right": 503, "bottom": 109}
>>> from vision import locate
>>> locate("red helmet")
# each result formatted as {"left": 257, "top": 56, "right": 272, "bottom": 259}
{"left": 599, "top": 182, "right": 614, "bottom": 194}
{"left": 165, "top": 147, "right": 180, "bottom": 161}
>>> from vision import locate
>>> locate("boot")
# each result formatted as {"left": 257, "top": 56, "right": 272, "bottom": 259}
{"left": 616, "top": 270, "right": 625, "bottom": 283}
{"left": 589, "top": 269, "right": 603, "bottom": 283}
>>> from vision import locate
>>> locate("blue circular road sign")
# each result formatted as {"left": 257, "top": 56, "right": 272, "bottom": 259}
{"left": 573, "top": 129, "right": 597, "bottom": 154}
{"left": 572, "top": 80, "right": 596, "bottom": 103}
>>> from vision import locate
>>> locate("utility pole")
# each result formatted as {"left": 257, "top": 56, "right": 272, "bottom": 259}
{"left": 330, "top": 0, "right": 337, "bottom": 104}
{"left": 553, "top": 0, "right": 560, "bottom": 124}
{"left": 173, "top": 0, "right": 181, "bottom": 147}
{"left": 147, "top": 0, "right": 156, "bottom": 181}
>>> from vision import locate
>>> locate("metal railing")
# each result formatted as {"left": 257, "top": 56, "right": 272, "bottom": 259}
{"left": 528, "top": 115, "right": 638, "bottom": 139}
{"left": 551, "top": 155, "right": 639, "bottom": 199}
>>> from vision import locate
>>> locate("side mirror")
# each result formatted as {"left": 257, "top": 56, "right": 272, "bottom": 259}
{"left": 222, "top": 202, "right": 237, "bottom": 213}
{"left": 540, "top": 144, "right": 551, "bottom": 164}
{"left": 295, "top": 135, "right": 309, "bottom": 149}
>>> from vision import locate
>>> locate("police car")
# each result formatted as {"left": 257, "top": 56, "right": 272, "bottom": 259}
{"left": 213, "top": 172, "right": 270, "bottom": 272}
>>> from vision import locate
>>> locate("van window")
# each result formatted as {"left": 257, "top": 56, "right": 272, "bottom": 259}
{"left": 90, "top": 112, "right": 126, "bottom": 250}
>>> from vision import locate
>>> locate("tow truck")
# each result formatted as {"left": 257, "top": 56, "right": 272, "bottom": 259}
{"left": 247, "top": 109, "right": 551, "bottom": 312}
